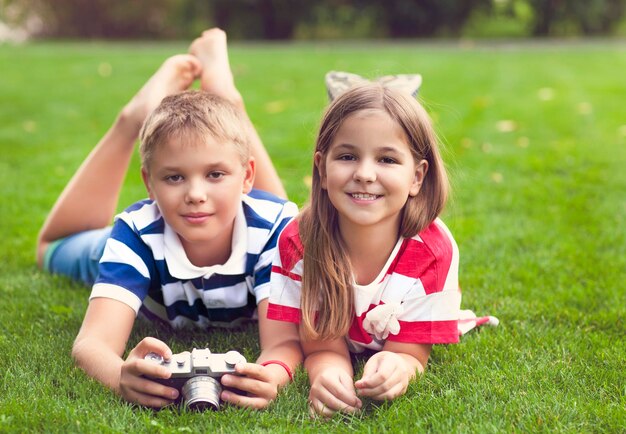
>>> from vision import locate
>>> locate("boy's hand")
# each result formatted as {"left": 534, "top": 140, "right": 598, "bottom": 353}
{"left": 219, "top": 363, "right": 279, "bottom": 410}
{"left": 308, "top": 366, "right": 361, "bottom": 418}
{"left": 355, "top": 351, "right": 411, "bottom": 401}
{"left": 119, "top": 337, "right": 179, "bottom": 408}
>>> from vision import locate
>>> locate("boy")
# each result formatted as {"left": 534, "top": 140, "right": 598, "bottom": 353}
{"left": 37, "top": 29, "right": 300, "bottom": 409}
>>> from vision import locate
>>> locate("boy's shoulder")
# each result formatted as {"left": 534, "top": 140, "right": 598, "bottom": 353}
{"left": 242, "top": 189, "right": 298, "bottom": 228}
{"left": 116, "top": 199, "right": 161, "bottom": 230}
{"left": 245, "top": 188, "right": 288, "bottom": 204}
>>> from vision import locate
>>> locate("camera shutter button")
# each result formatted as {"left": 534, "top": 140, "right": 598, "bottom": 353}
{"left": 175, "top": 355, "right": 186, "bottom": 366}
{"left": 145, "top": 352, "right": 164, "bottom": 363}
{"left": 224, "top": 351, "right": 244, "bottom": 368}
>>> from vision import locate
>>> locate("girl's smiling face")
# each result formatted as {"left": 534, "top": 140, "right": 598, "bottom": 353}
{"left": 316, "top": 109, "right": 428, "bottom": 238}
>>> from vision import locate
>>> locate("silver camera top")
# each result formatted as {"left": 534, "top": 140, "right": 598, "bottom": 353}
{"left": 145, "top": 348, "right": 246, "bottom": 378}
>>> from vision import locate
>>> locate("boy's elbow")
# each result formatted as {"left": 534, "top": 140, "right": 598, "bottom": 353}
{"left": 71, "top": 336, "right": 88, "bottom": 368}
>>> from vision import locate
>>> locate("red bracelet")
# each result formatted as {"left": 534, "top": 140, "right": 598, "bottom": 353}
{"left": 260, "top": 360, "right": 293, "bottom": 382}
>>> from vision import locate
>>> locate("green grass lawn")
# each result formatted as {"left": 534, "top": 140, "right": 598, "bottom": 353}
{"left": 1, "top": 39, "right": 625, "bottom": 433}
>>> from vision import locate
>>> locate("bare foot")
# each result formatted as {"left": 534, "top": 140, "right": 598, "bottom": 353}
{"left": 121, "top": 54, "right": 202, "bottom": 131}
{"left": 189, "top": 28, "right": 243, "bottom": 108}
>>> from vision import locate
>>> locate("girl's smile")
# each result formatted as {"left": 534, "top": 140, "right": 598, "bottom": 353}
{"left": 348, "top": 192, "right": 382, "bottom": 202}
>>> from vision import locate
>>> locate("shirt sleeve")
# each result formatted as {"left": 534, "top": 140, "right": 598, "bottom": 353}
{"left": 252, "top": 201, "right": 299, "bottom": 303}
{"left": 388, "top": 220, "right": 462, "bottom": 344}
{"left": 267, "top": 219, "right": 304, "bottom": 323}
{"left": 89, "top": 217, "right": 154, "bottom": 313}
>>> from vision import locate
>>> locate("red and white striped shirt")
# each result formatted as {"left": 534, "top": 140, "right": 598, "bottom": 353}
{"left": 267, "top": 218, "right": 462, "bottom": 352}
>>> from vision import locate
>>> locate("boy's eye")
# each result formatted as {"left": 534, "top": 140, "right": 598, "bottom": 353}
{"left": 208, "top": 171, "right": 225, "bottom": 180}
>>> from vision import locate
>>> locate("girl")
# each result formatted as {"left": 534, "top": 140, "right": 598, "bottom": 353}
{"left": 267, "top": 82, "right": 464, "bottom": 417}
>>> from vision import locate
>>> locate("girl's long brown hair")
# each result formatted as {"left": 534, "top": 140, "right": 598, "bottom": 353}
{"left": 299, "top": 82, "right": 449, "bottom": 341}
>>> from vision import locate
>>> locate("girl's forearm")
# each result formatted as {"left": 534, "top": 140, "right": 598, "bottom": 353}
{"left": 398, "top": 352, "right": 425, "bottom": 377}
{"left": 304, "top": 350, "right": 353, "bottom": 383}
{"left": 256, "top": 340, "right": 302, "bottom": 387}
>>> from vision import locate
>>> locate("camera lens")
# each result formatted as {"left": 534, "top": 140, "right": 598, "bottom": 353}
{"left": 181, "top": 376, "right": 221, "bottom": 411}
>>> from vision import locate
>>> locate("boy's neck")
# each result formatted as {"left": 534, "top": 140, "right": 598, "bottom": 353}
{"left": 180, "top": 223, "right": 235, "bottom": 268}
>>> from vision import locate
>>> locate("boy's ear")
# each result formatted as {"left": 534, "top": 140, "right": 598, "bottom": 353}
{"left": 314, "top": 152, "right": 327, "bottom": 189}
{"left": 242, "top": 158, "right": 255, "bottom": 194}
{"left": 141, "top": 167, "right": 155, "bottom": 200}
{"left": 409, "top": 159, "right": 429, "bottom": 197}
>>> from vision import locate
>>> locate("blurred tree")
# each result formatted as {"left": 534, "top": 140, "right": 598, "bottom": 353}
{"left": 3, "top": 0, "right": 625, "bottom": 39}
{"left": 212, "top": 0, "right": 312, "bottom": 39}
{"left": 0, "top": 0, "right": 187, "bottom": 38}
{"left": 569, "top": 0, "right": 626, "bottom": 34}
{"left": 378, "top": 0, "right": 492, "bottom": 37}
{"left": 527, "top": 0, "right": 626, "bottom": 36}
{"left": 295, "top": 0, "right": 383, "bottom": 39}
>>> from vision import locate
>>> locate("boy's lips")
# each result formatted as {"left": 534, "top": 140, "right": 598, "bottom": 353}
{"left": 182, "top": 212, "right": 212, "bottom": 224}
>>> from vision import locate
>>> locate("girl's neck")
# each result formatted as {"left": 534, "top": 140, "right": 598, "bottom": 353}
{"left": 339, "top": 219, "right": 400, "bottom": 285}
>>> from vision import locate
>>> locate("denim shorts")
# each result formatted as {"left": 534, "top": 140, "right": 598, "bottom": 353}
{"left": 43, "top": 227, "right": 112, "bottom": 287}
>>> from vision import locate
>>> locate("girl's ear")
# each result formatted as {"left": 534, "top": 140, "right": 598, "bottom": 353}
{"left": 141, "top": 167, "right": 155, "bottom": 200}
{"left": 409, "top": 159, "right": 429, "bottom": 197}
{"left": 242, "top": 157, "right": 256, "bottom": 194}
{"left": 314, "top": 152, "right": 327, "bottom": 189}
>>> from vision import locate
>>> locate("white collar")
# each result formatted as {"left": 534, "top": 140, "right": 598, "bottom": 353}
{"left": 162, "top": 203, "right": 248, "bottom": 280}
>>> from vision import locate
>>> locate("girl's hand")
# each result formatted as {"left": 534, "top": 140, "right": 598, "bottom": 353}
{"left": 118, "top": 337, "right": 179, "bottom": 408}
{"left": 355, "top": 351, "right": 411, "bottom": 401}
{"left": 219, "top": 363, "right": 279, "bottom": 410}
{"left": 308, "top": 366, "right": 362, "bottom": 418}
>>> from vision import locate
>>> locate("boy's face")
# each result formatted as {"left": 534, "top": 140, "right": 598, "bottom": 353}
{"left": 142, "top": 133, "right": 254, "bottom": 266}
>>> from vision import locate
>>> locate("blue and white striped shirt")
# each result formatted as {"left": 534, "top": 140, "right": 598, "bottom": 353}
{"left": 90, "top": 189, "right": 298, "bottom": 328}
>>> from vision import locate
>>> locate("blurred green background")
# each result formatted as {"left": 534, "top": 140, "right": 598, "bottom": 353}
{"left": 2, "top": 0, "right": 626, "bottom": 42}
{"left": 1, "top": 1, "right": 625, "bottom": 432}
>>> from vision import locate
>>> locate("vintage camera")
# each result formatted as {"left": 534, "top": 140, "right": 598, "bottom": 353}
{"left": 144, "top": 348, "right": 246, "bottom": 410}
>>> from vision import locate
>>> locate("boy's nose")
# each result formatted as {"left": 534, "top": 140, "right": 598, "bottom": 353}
{"left": 185, "top": 180, "right": 208, "bottom": 203}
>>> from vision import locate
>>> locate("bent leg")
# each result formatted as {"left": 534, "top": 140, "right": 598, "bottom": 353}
{"left": 37, "top": 54, "right": 202, "bottom": 268}
{"left": 189, "top": 28, "right": 286, "bottom": 199}
{"left": 44, "top": 227, "right": 112, "bottom": 287}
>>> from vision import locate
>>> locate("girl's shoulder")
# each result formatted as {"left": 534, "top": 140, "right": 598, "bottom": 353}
{"left": 413, "top": 218, "right": 456, "bottom": 243}
{"left": 404, "top": 218, "right": 458, "bottom": 262}
{"left": 276, "top": 218, "right": 304, "bottom": 271}
{"left": 279, "top": 217, "right": 301, "bottom": 242}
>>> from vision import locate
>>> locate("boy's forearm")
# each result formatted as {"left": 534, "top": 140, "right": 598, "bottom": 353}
{"left": 72, "top": 336, "right": 124, "bottom": 394}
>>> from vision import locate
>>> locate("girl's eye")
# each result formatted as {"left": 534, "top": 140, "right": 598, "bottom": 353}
{"left": 338, "top": 154, "right": 356, "bottom": 161}
{"left": 165, "top": 175, "right": 183, "bottom": 183}
{"left": 380, "top": 157, "right": 398, "bottom": 164}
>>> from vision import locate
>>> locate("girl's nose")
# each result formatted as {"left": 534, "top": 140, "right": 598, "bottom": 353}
{"left": 353, "top": 160, "right": 376, "bottom": 183}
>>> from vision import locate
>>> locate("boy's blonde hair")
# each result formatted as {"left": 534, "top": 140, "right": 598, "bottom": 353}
{"left": 139, "top": 90, "right": 249, "bottom": 172}
{"left": 299, "top": 82, "right": 449, "bottom": 341}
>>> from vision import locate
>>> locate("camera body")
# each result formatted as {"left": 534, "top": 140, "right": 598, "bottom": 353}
{"left": 144, "top": 348, "right": 246, "bottom": 410}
